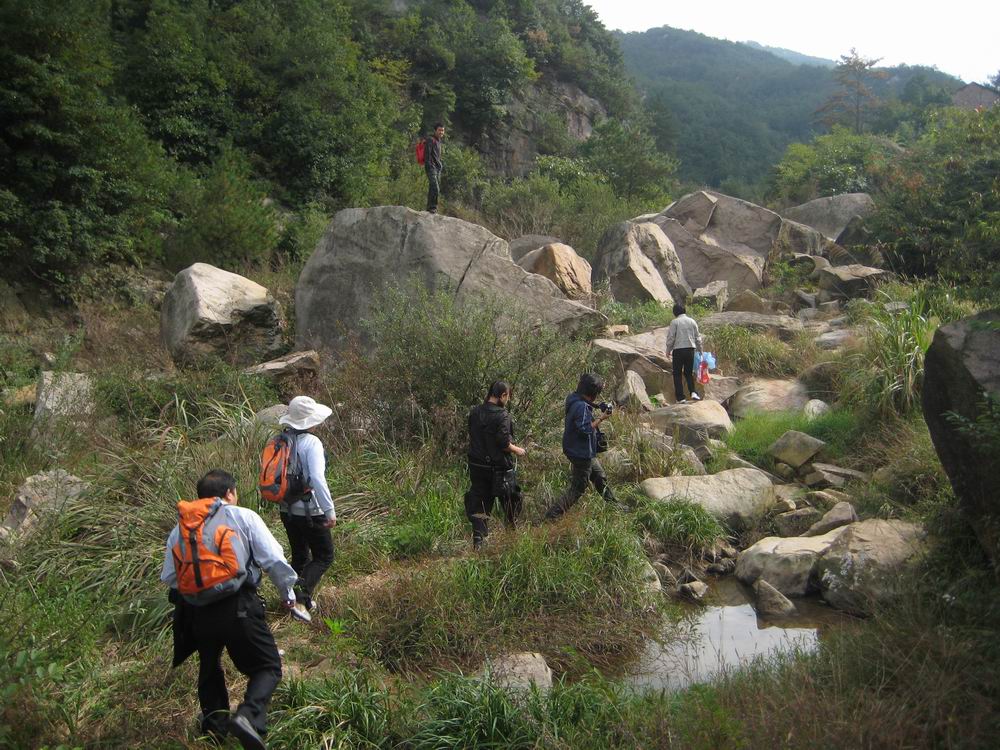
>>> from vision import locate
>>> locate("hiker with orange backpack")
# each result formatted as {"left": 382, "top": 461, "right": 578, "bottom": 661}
{"left": 260, "top": 396, "right": 337, "bottom": 615}
{"left": 161, "top": 469, "right": 301, "bottom": 750}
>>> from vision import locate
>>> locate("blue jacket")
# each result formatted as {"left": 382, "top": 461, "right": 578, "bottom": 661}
{"left": 562, "top": 392, "right": 597, "bottom": 460}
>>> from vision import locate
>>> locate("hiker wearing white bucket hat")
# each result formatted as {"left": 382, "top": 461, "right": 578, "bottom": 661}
{"left": 274, "top": 396, "right": 337, "bottom": 613}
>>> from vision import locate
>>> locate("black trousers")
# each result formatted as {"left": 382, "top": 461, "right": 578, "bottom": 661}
{"left": 187, "top": 588, "right": 282, "bottom": 737}
{"left": 672, "top": 346, "right": 697, "bottom": 401}
{"left": 426, "top": 168, "right": 441, "bottom": 212}
{"left": 545, "top": 457, "right": 615, "bottom": 519}
{"left": 464, "top": 464, "right": 522, "bottom": 544}
{"left": 280, "top": 513, "right": 335, "bottom": 606}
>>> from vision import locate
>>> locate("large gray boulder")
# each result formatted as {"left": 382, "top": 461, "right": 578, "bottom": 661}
{"left": 768, "top": 430, "right": 826, "bottom": 469}
{"left": 591, "top": 337, "right": 672, "bottom": 396}
{"left": 817, "top": 519, "right": 926, "bottom": 614}
{"left": 724, "top": 290, "right": 770, "bottom": 314}
{"left": 592, "top": 221, "right": 686, "bottom": 303}
{"left": 161, "top": 263, "right": 286, "bottom": 367}
{"left": 735, "top": 527, "right": 849, "bottom": 596}
{"left": 517, "top": 243, "right": 592, "bottom": 299}
{"left": 782, "top": 193, "right": 875, "bottom": 242}
{"left": 700, "top": 312, "right": 804, "bottom": 342}
{"left": 922, "top": 311, "right": 1000, "bottom": 567}
{"left": 0, "top": 470, "right": 90, "bottom": 542}
{"left": 295, "top": 207, "right": 602, "bottom": 353}
{"left": 615, "top": 370, "right": 654, "bottom": 412}
{"left": 651, "top": 216, "right": 765, "bottom": 295}
{"left": 509, "top": 234, "right": 561, "bottom": 262}
{"left": 817, "top": 264, "right": 891, "bottom": 300}
{"left": 641, "top": 468, "right": 775, "bottom": 527}
{"left": 729, "top": 379, "right": 810, "bottom": 419}
{"left": 643, "top": 400, "right": 733, "bottom": 447}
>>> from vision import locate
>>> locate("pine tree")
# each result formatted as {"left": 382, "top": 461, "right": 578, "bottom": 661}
{"left": 815, "top": 48, "right": 888, "bottom": 134}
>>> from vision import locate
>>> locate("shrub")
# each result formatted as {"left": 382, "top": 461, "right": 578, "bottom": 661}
{"left": 630, "top": 494, "right": 725, "bottom": 555}
{"left": 705, "top": 325, "right": 804, "bottom": 376}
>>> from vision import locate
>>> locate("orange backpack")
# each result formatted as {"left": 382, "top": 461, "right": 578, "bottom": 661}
{"left": 172, "top": 498, "right": 249, "bottom": 605}
{"left": 259, "top": 431, "right": 309, "bottom": 504}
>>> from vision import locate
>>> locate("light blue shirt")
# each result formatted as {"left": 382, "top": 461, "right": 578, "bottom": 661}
{"left": 160, "top": 503, "right": 298, "bottom": 602}
{"left": 281, "top": 433, "right": 336, "bottom": 520}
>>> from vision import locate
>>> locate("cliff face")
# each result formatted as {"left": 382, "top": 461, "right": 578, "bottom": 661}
{"left": 479, "top": 80, "right": 606, "bottom": 177}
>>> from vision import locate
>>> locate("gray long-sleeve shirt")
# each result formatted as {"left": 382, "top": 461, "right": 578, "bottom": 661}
{"left": 665, "top": 313, "right": 703, "bottom": 352}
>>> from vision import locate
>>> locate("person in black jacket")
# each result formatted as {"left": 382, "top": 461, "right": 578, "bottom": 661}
{"left": 424, "top": 123, "right": 445, "bottom": 213}
{"left": 544, "top": 373, "right": 616, "bottom": 520}
{"left": 465, "top": 380, "right": 526, "bottom": 549}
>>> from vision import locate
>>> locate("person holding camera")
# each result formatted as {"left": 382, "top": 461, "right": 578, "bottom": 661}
{"left": 465, "top": 381, "right": 526, "bottom": 550}
{"left": 544, "top": 373, "right": 617, "bottom": 520}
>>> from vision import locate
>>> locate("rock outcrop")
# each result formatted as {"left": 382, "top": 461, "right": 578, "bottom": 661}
{"left": 592, "top": 221, "right": 687, "bottom": 304}
{"left": 817, "top": 264, "right": 891, "bottom": 300}
{"left": 161, "top": 263, "right": 286, "bottom": 367}
{"left": 782, "top": 193, "right": 875, "bottom": 243}
{"left": 729, "top": 379, "right": 810, "bottom": 418}
{"left": 509, "top": 234, "right": 561, "bottom": 262}
{"left": 753, "top": 578, "right": 797, "bottom": 618}
{"left": 700, "top": 312, "right": 803, "bottom": 341}
{"left": 295, "top": 207, "right": 603, "bottom": 353}
{"left": 0, "top": 470, "right": 90, "bottom": 543}
{"left": 736, "top": 527, "right": 848, "bottom": 596}
{"left": 643, "top": 400, "right": 733, "bottom": 447}
{"left": 922, "top": 311, "right": 1000, "bottom": 566}
{"left": 32, "top": 372, "right": 97, "bottom": 435}
{"left": 517, "top": 243, "right": 593, "bottom": 299}
{"left": 692, "top": 280, "right": 728, "bottom": 311}
{"left": 641, "top": 468, "right": 774, "bottom": 527}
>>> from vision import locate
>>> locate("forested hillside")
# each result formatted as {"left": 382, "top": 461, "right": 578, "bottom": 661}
{"left": 618, "top": 26, "right": 963, "bottom": 190}
{"left": 1, "top": 0, "right": 651, "bottom": 293}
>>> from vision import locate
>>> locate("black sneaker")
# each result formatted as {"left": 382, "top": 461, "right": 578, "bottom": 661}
{"left": 229, "top": 714, "right": 266, "bottom": 750}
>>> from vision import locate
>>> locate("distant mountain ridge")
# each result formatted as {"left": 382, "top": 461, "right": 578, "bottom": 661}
{"left": 617, "top": 26, "right": 962, "bottom": 189}
{"left": 742, "top": 41, "right": 836, "bottom": 68}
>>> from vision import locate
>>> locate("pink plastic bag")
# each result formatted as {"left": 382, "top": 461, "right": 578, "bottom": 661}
{"left": 698, "top": 360, "right": 710, "bottom": 385}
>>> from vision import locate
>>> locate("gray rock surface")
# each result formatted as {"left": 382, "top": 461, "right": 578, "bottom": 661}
{"left": 692, "top": 280, "right": 728, "bottom": 311}
{"left": 817, "top": 264, "right": 891, "bottom": 299}
{"left": 32, "top": 372, "right": 97, "bottom": 434}
{"left": 700, "top": 312, "right": 804, "bottom": 342}
{"left": 482, "top": 652, "right": 553, "bottom": 691}
{"left": 161, "top": 263, "right": 286, "bottom": 367}
{"left": 1, "top": 470, "right": 90, "bottom": 540}
{"left": 775, "top": 507, "right": 824, "bottom": 537}
{"left": 643, "top": 400, "right": 733, "bottom": 447}
{"left": 616, "top": 370, "right": 654, "bottom": 412}
{"left": 641, "top": 468, "right": 775, "bottom": 527}
{"left": 922, "top": 311, "right": 1000, "bottom": 567}
{"left": 753, "top": 578, "right": 798, "bottom": 618}
{"left": 295, "top": 207, "right": 602, "bottom": 353}
{"left": 782, "top": 193, "right": 875, "bottom": 242}
{"left": 735, "top": 527, "right": 849, "bottom": 596}
{"left": 768, "top": 430, "right": 826, "bottom": 469}
{"left": 593, "top": 221, "right": 686, "bottom": 303}
{"left": 817, "top": 519, "right": 926, "bottom": 614}
{"left": 729, "top": 379, "right": 810, "bottom": 419}
{"left": 804, "top": 501, "right": 858, "bottom": 537}
{"left": 724, "top": 290, "right": 770, "bottom": 314}
{"left": 509, "top": 234, "right": 561, "bottom": 261}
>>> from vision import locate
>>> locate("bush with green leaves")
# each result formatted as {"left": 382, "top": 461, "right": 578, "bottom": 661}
{"left": 705, "top": 325, "right": 807, "bottom": 376}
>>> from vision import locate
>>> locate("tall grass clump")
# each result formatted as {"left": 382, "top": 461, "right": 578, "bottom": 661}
{"left": 630, "top": 494, "right": 725, "bottom": 557}
{"left": 706, "top": 325, "right": 806, "bottom": 376}
{"left": 337, "top": 512, "right": 655, "bottom": 674}
{"left": 723, "top": 408, "right": 865, "bottom": 469}
{"left": 335, "top": 281, "right": 596, "bottom": 453}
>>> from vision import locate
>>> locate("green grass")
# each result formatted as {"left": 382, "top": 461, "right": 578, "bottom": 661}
{"left": 629, "top": 493, "right": 725, "bottom": 556}
{"left": 722, "top": 408, "right": 865, "bottom": 470}
{"left": 706, "top": 325, "right": 813, "bottom": 376}
{"left": 597, "top": 298, "right": 674, "bottom": 331}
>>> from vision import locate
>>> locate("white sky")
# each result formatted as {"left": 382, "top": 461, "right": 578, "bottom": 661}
{"left": 585, "top": 0, "right": 998, "bottom": 84}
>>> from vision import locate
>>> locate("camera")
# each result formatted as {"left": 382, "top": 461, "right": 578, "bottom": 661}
{"left": 596, "top": 401, "right": 614, "bottom": 415}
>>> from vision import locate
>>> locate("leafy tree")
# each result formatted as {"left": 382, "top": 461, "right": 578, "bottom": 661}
{"left": 580, "top": 119, "right": 677, "bottom": 201}
{"left": 816, "top": 48, "right": 889, "bottom": 134}
{"left": 990, "top": 70, "right": 1000, "bottom": 89}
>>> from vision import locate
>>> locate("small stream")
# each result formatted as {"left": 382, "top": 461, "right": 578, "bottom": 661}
{"left": 627, "top": 577, "right": 849, "bottom": 692}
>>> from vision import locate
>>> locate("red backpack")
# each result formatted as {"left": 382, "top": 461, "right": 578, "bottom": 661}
{"left": 415, "top": 139, "right": 426, "bottom": 166}
{"left": 259, "top": 432, "right": 310, "bottom": 504}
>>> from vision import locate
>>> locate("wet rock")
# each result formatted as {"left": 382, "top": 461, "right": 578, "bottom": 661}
{"left": 517, "top": 242, "right": 593, "bottom": 299}
{"left": 775, "top": 508, "right": 824, "bottom": 537}
{"left": 482, "top": 652, "right": 553, "bottom": 691}
{"left": 680, "top": 581, "right": 709, "bottom": 600}
{"left": 768, "top": 430, "right": 826, "bottom": 469}
{"left": 724, "top": 290, "right": 770, "bottom": 314}
{"left": 735, "top": 527, "right": 849, "bottom": 596}
{"left": 641, "top": 468, "right": 775, "bottom": 527}
{"left": 753, "top": 578, "right": 798, "bottom": 618}
{"left": 729, "top": 379, "right": 810, "bottom": 419}
{"left": 162, "top": 263, "right": 286, "bottom": 367}
{"left": 643, "top": 400, "right": 733, "bottom": 447}
{"left": 692, "top": 280, "right": 728, "bottom": 311}
{"left": 804, "top": 501, "right": 858, "bottom": 537}
{"left": 818, "top": 520, "right": 927, "bottom": 614}
{"left": 700, "top": 311, "right": 804, "bottom": 342}
{"left": 922, "top": 311, "right": 1000, "bottom": 567}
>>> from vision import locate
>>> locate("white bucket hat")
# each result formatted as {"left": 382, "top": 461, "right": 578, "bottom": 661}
{"left": 278, "top": 396, "right": 333, "bottom": 431}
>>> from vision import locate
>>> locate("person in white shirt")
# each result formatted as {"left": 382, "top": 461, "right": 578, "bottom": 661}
{"left": 161, "top": 469, "right": 298, "bottom": 750}
{"left": 664, "top": 302, "right": 704, "bottom": 404}
{"left": 276, "top": 396, "right": 337, "bottom": 612}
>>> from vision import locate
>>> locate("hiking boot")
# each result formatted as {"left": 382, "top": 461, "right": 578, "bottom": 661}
{"left": 229, "top": 713, "right": 266, "bottom": 750}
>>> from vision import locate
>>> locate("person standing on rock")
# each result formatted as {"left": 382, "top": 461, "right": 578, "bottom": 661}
{"left": 465, "top": 380, "right": 526, "bottom": 550}
{"left": 275, "top": 396, "right": 337, "bottom": 613}
{"left": 665, "top": 302, "right": 703, "bottom": 404}
{"left": 424, "top": 123, "right": 445, "bottom": 213}
{"left": 161, "top": 469, "right": 300, "bottom": 750}
{"left": 545, "top": 373, "right": 616, "bottom": 519}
